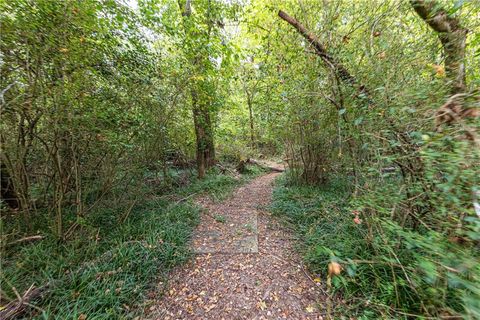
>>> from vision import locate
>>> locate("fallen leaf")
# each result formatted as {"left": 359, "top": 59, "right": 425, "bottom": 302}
{"left": 257, "top": 300, "right": 267, "bottom": 310}
{"left": 204, "top": 304, "right": 216, "bottom": 312}
{"left": 353, "top": 216, "right": 362, "bottom": 224}
{"left": 328, "top": 261, "right": 342, "bottom": 276}
{"left": 432, "top": 64, "right": 445, "bottom": 77}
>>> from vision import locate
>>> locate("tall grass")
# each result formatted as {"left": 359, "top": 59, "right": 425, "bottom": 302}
{"left": 270, "top": 174, "right": 480, "bottom": 319}
{"left": 1, "top": 168, "right": 260, "bottom": 319}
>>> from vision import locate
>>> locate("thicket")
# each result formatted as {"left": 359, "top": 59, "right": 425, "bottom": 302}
{"left": 264, "top": 0, "right": 480, "bottom": 318}
{"left": 0, "top": 0, "right": 253, "bottom": 318}
{"left": 1, "top": 0, "right": 479, "bottom": 319}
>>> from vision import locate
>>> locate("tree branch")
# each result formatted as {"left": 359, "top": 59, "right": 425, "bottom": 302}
{"left": 411, "top": 0, "right": 455, "bottom": 33}
{"left": 410, "top": 0, "right": 467, "bottom": 94}
{"left": 278, "top": 10, "right": 357, "bottom": 87}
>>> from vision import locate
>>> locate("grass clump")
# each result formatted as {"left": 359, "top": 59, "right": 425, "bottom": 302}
{"left": 2, "top": 196, "right": 198, "bottom": 319}
{"left": 270, "top": 174, "right": 480, "bottom": 319}
{"left": 1, "top": 169, "right": 252, "bottom": 319}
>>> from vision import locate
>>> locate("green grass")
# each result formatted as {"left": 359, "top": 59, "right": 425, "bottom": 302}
{"left": 1, "top": 167, "right": 263, "bottom": 319}
{"left": 270, "top": 175, "right": 355, "bottom": 273}
{"left": 270, "top": 174, "right": 480, "bottom": 319}
{"left": 178, "top": 164, "right": 268, "bottom": 202}
{"left": 214, "top": 214, "right": 226, "bottom": 223}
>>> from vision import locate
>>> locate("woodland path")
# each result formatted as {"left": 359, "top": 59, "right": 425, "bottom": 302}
{"left": 146, "top": 171, "right": 325, "bottom": 319}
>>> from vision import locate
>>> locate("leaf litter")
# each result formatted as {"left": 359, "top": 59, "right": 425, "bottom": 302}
{"left": 146, "top": 173, "right": 326, "bottom": 319}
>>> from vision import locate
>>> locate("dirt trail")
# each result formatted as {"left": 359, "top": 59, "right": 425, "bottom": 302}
{"left": 147, "top": 172, "right": 325, "bottom": 319}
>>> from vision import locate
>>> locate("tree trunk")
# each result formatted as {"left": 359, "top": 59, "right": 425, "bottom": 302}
{"left": 192, "top": 90, "right": 207, "bottom": 178}
{"left": 179, "top": 0, "right": 216, "bottom": 177}
{"left": 410, "top": 0, "right": 467, "bottom": 94}
{"left": 191, "top": 88, "right": 216, "bottom": 178}
{"left": 1, "top": 161, "right": 20, "bottom": 209}
{"left": 278, "top": 10, "right": 358, "bottom": 87}
{"left": 247, "top": 95, "right": 255, "bottom": 147}
{"left": 204, "top": 108, "right": 216, "bottom": 168}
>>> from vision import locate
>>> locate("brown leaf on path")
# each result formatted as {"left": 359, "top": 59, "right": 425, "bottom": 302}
{"left": 146, "top": 173, "right": 326, "bottom": 319}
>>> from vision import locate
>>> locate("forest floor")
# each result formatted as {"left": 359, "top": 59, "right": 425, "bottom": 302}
{"left": 145, "top": 169, "right": 326, "bottom": 319}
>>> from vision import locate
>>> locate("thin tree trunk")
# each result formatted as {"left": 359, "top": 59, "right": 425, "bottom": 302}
{"left": 204, "top": 108, "right": 215, "bottom": 168}
{"left": 247, "top": 95, "right": 255, "bottom": 147}
{"left": 192, "top": 90, "right": 207, "bottom": 178}
{"left": 179, "top": 0, "right": 216, "bottom": 177}
{"left": 278, "top": 10, "right": 358, "bottom": 88}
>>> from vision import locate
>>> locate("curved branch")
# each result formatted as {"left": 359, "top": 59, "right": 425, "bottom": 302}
{"left": 410, "top": 0, "right": 467, "bottom": 94}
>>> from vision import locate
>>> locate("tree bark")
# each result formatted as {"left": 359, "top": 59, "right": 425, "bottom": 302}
{"left": 191, "top": 90, "right": 206, "bottom": 178}
{"left": 278, "top": 10, "right": 358, "bottom": 87}
{"left": 410, "top": 0, "right": 467, "bottom": 94}
{"left": 247, "top": 95, "right": 255, "bottom": 147}
{"left": 179, "top": 0, "right": 216, "bottom": 178}
{"left": 191, "top": 89, "right": 215, "bottom": 179}
{"left": 204, "top": 108, "right": 215, "bottom": 168}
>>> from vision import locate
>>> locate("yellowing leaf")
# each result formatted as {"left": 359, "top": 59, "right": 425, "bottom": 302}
{"left": 328, "top": 261, "right": 342, "bottom": 276}
{"left": 432, "top": 64, "right": 445, "bottom": 77}
{"left": 257, "top": 300, "right": 267, "bottom": 310}
{"left": 191, "top": 75, "right": 205, "bottom": 81}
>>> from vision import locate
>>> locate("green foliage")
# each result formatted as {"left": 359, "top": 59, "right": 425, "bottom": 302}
{"left": 272, "top": 170, "right": 480, "bottom": 318}
{"left": 180, "top": 171, "right": 242, "bottom": 201}
{"left": 1, "top": 168, "right": 252, "bottom": 319}
{"left": 214, "top": 214, "right": 226, "bottom": 223}
{"left": 1, "top": 0, "right": 480, "bottom": 319}
{"left": 262, "top": 1, "right": 480, "bottom": 317}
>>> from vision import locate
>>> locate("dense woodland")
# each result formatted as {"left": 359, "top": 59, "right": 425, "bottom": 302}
{"left": 1, "top": 0, "right": 479, "bottom": 319}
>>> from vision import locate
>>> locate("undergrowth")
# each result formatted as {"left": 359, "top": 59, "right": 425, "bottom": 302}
{"left": 1, "top": 166, "right": 263, "bottom": 319}
{"left": 271, "top": 174, "right": 480, "bottom": 319}
{"left": 179, "top": 164, "right": 267, "bottom": 202}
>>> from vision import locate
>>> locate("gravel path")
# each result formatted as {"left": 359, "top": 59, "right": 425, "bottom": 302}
{"left": 146, "top": 172, "right": 325, "bottom": 319}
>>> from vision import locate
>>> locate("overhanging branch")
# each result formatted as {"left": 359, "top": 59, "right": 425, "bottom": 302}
{"left": 277, "top": 10, "right": 357, "bottom": 88}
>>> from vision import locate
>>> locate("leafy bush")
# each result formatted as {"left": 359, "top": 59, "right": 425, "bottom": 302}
{"left": 271, "top": 167, "right": 480, "bottom": 319}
